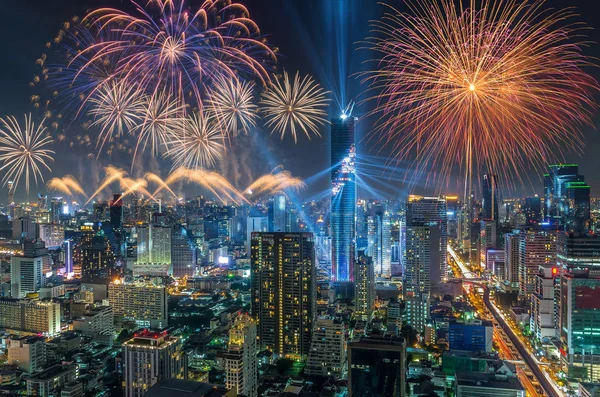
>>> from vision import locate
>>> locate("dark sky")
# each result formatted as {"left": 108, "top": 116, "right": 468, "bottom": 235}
{"left": 1, "top": 0, "right": 600, "bottom": 202}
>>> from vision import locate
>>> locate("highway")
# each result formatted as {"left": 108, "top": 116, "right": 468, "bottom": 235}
{"left": 448, "top": 245, "right": 562, "bottom": 397}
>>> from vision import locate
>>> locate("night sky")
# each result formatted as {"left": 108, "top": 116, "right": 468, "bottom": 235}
{"left": 1, "top": 0, "right": 600, "bottom": 202}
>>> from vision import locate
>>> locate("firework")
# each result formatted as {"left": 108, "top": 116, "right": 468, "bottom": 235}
{"left": 133, "top": 92, "right": 182, "bottom": 163}
{"left": 165, "top": 112, "right": 225, "bottom": 170}
{"left": 261, "top": 71, "right": 330, "bottom": 143}
{"left": 85, "top": 165, "right": 127, "bottom": 204}
{"left": 145, "top": 172, "right": 178, "bottom": 199}
{"left": 361, "top": 0, "right": 598, "bottom": 190}
{"left": 0, "top": 114, "right": 54, "bottom": 193}
{"left": 80, "top": 0, "right": 275, "bottom": 110}
{"left": 47, "top": 175, "right": 86, "bottom": 196}
{"left": 118, "top": 177, "right": 156, "bottom": 201}
{"left": 164, "top": 167, "right": 246, "bottom": 204}
{"left": 207, "top": 76, "right": 258, "bottom": 137}
{"left": 87, "top": 80, "right": 145, "bottom": 153}
{"left": 245, "top": 168, "right": 305, "bottom": 199}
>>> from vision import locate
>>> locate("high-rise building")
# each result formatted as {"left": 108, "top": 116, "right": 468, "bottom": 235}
{"left": 503, "top": 232, "right": 520, "bottom": 291}
{"left": 246, "top": 213, "right": 267, "bottom": 251}
{"left": 122, "top": 330, "right": 187, "bottom": 397}
{"left": 518, "top": 225, "right": 557, "bottom": 300}
{"left": 557, "top": 232, "right": 600, "bottom": 272}
{"left": 171, "top": 225, "right": 197, "bottom": 278}
{"left": 354, "top": 253, "right": 375, "bottom": 320}
{"left": 564, "top": 181, "right": 591, "bottom": 233}
{"left": 403, "top": 196, "right": 447, "bottom": 297}
{"left": 223, "top": 313, "right": 257, "bottom": 397}
{"left": 268, "top": 194, "right": 287, "bottom": 232}
{"left": 448, "top": 320, "right": 494, "bottom": 352}
{"left": 482, "top": 174, "right": 499, "bottom": 222}
{"left": 530, "top": 266, "right": 556, "bottom": 341}
{"left": 305, "top": 318, "right": 346, "bottom": 378}
{"left": 50, "top": 197, "right": 64, "bottom": 224}
{"left": 348, "top": 334, "right": 406, "bottom": 397}
{"left": 331, "top": 115, "right": 357, "bottom": 282}
{"left": 251, "top": 232, "right": 315, "bottom": 359}
{"left": 135, "top": 224, "right": 172, "bottom": 276}
{"left": 37, "top": 193, "right": 47, "bottom": 210}
{"left": 10, "top": 242, "right": 45, "bottom": 299}
{"left": 109, "top": 194, "right": 124, "bottom": 257}
{"left": 38, "top": 223, "right": 65, "bottom": 249}
{"left": 72, "top": 306, "right": 115, "bottom": 345}
{"left": 446, "top": 195, "right": 460, "bottom": 240}
{"left": 74, "top": 223, "right": 115, "bottom": 278}
{"left": 524, "top": 196, "right": 543, "bottom": 226}
{"left": 12, "top": 216, "right": 37, "bottom": 242}
{"left": 7, "top": 336, "right": 46, "bottom": 373}
{"left": 0, "top": 299, "right": 61, "bottom": 335}
{"left": 559, "top": 270, "right": 600, "bottom": 381}
{"left": 544, "top": 164, "right": 590, "bottom": 233}
{"left": 7, "top": 180, "right": 14, "bottom": 205}
{"left": 108, "top": 280, "right": 168, "bottom": 329}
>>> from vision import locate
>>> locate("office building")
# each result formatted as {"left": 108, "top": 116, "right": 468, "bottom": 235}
{"left": 0, "top": 299, "right": 61, "bottom": 335}
{"left": 305, "top": 319, "right": 346, "bottom": 378}
{"left": 559, "top": 270, "right": 600, "bottom": 381}
{"left": 354, "top": 253, "right": 375, "bottom": 320}
{"left": 251, "top": 232, "right": 315, "bottom": 359}
{"left": 171, "top": 225, "right": 197, "bottom": 278}
{"left": 108, "top": 280, "right": 168, "bottom": 329}
{"left": 545, "top": 164, "right": 590, "bottom": 232}
{"left": 223, "top": 313, "right": 257, "bottom": 397}
{"left": 557, "top": 232, "right": 600, "bottom": 272}
{"left": 503, "top": 232, "right": 520, "bottom": 291}
{"left": 448, "top": 320, "right": 493, "bottom": 352}
{"left": 564, "top": 181, "right": 591, "bottom": 233}
{"left": 50, "top": 197, "right": 64, "bottom": 224}
{"left": 10, "top": 254, "right": 44, "bottom": 299}
{"left": 246, "top": 214, "right": 267, "bottom": 251}
{"left": 7, "top": 336, "right": 46, "bottom": 373}
{"left": 331, "top": 115, "right": 357, "bottom": 282}
{"left": 122, "top": 330, "right": 187, "bottom": 397}
{"left": 518, "top": 225, "right": 557, "bottom": 299}
{"left": 524, "top": 196, "right": 543, "bottom": 225}
{"left": 348, "top": 334, "right": 406, "bottom": 397}
{"left": 530, "top": 266, "right": 556, "bottom": 341}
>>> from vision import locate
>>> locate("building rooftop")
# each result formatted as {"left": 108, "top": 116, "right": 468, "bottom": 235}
{"left": 456, "top": 372, "right": 524, "bottom": 391}
{"left": 28, "top": 365, "right": 75, "bottom": 382}
{"left": 144, "top": 379, "right": 232, "bottom": 397}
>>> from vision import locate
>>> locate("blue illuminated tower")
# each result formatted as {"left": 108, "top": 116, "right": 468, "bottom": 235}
{"left": 331, "top": 115, "right": 356, "bottom": 282}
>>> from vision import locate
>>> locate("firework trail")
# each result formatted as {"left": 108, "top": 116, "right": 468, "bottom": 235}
{"left": 117, "top": 177, "right": 156, "bottom": 202}
{"left": 245, "top": 167, "right": 306, "bottom": 199}
{"left": 47, "top": 175, "right": 86, "bottom": 196}
{"left": 261, "top": 71, "right": 330, "bottom": 143}
{"left": 162, "top": 167, "right": 247, "bottom": 204}
{"left": 145, "top": 172, "right": 179, "bottom": 199}
{"left": 85, "top": 165, "right": 128, "bottom": 204}
{"left": 80, "top": 0, "right": 275, "bottom": 110}
{"left": 361, "top": 0, "right": 598, "bottom": 192}
{"left": 164, "top": 112, "right": 225, "bottom": 170}
{"left": 0, "top": 114, "right": 54, "bottom": 193}
{"left": 207, "top": 76, "right": 258, "bottom": 137}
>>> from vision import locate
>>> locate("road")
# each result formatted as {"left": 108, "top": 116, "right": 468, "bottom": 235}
{"left": 448, "top": 245, "right": 562, "bottom": 397}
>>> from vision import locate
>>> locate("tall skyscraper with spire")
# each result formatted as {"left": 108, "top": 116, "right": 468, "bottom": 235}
{"left": 330, "top": 114, "right": 357, "bottom": 282}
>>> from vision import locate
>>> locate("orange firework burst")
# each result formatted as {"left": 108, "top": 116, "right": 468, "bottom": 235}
{"left": 361, "top": 0, "right": 598, "bottom": 191}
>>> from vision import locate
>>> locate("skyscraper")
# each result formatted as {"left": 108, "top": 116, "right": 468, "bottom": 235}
{"left": 330, "top": 115, "right": 357, "bottom": 282}
{"left": 109, "top": 194, "right": 124, "bottom": 257}
{"left": 122, "top": 330, "right": 187, "bottom": 397}
{"left": 74, "top": 224, "right": 115, "bottom": 278}
{"left": 10, "top": 254, "right": 44, "bottom": 299}
{"left": 50, "top": 197, "right": 64, "bottom": 224}
{"left": 268, "top": 194, "right": 287, "bottom": 232}
{"left": 403, "top": 196, "right": 448, "bottom": 297}
{"left": 223, "top": 313, "right": 257, "bottom": 397}
{"left": 251, "top": 232, "right": 315, "bottom": 359}
{"left": 171, "top": 225, "right": 197, "bottom": 278}
{"left": 482, "top": 174, "right": 499, "bottom": 222}
{"left": 136, "top": 224, "right": 172, "bottom": 276}
{"left": 354, "top": 253, "right": 375, "bottom": 320}
{"left": 564, "top": 181, "right": 591, "bottom": 233}
{"left": 545, "top": 164, "right": 590, "bottom": 231}
{"left": 518, "top": 225, "right": 557, "bottom": 299}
